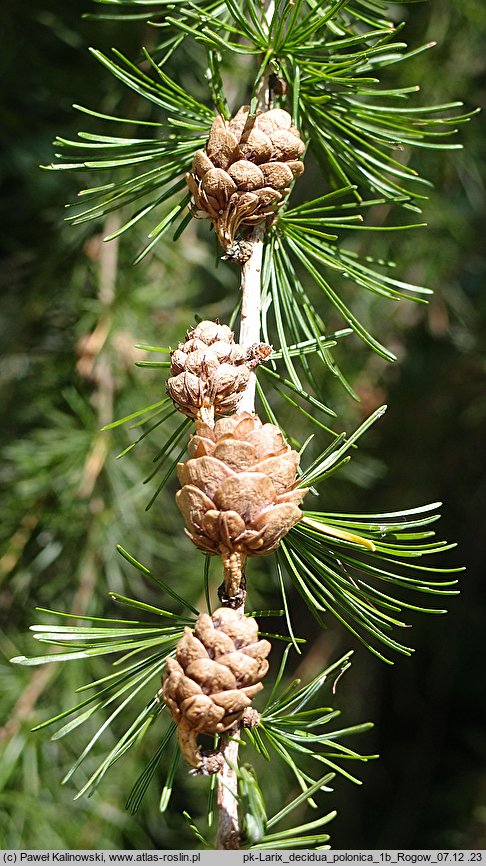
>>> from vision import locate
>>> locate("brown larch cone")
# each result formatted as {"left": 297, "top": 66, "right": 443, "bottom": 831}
{"left": 176, "top": 412, "right": 307, "bottom": 605}
{"left": 166, "top": 320, "right": 272, "bottom": 426}
{"left": 186, "top": 106, "right": 305, "bottom": 251}
{"left": 161, "top": 607, "right": 271, "bottom": 770}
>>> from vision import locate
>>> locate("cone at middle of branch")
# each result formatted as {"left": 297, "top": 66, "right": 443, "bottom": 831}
{"left": 167, "top": 320, "right": 271, "bottom": 427}
{"left": 176, "top": 412, "right": 307, "bottom": 606}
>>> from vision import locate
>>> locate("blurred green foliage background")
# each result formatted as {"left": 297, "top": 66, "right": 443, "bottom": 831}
{"left": 0, "top": 0, "right": 485, "bottom": 850}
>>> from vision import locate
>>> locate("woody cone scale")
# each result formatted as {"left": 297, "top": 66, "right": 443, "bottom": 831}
{"left": 176, "top": 412, "right": 307, "bottom": 604}
{"left": 162, "top": 607, "right": 271, "bottom": 770}
{"left": 187, "top": 106, "right": 305, "bottom": 251}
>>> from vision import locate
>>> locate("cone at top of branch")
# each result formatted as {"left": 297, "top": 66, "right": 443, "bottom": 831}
{"left": 167, "top": 320, "right": 272, "bottom": 427}
{"left": 161, "top": 606, "right": 271, "bottom": 771}
{"left": 176, "top": 412, "right": 307, "bottom": 605}
{"left": 187, "top": 106, "right": 305, "bottom": 252}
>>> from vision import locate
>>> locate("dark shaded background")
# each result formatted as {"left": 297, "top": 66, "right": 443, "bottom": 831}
{"left": 0, "top": 0, "right": 485, "bottom": 850}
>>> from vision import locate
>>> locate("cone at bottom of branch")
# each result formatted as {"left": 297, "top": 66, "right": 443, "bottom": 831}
{"left": 161, "top": 607, "right": 270, "bottom": 770}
